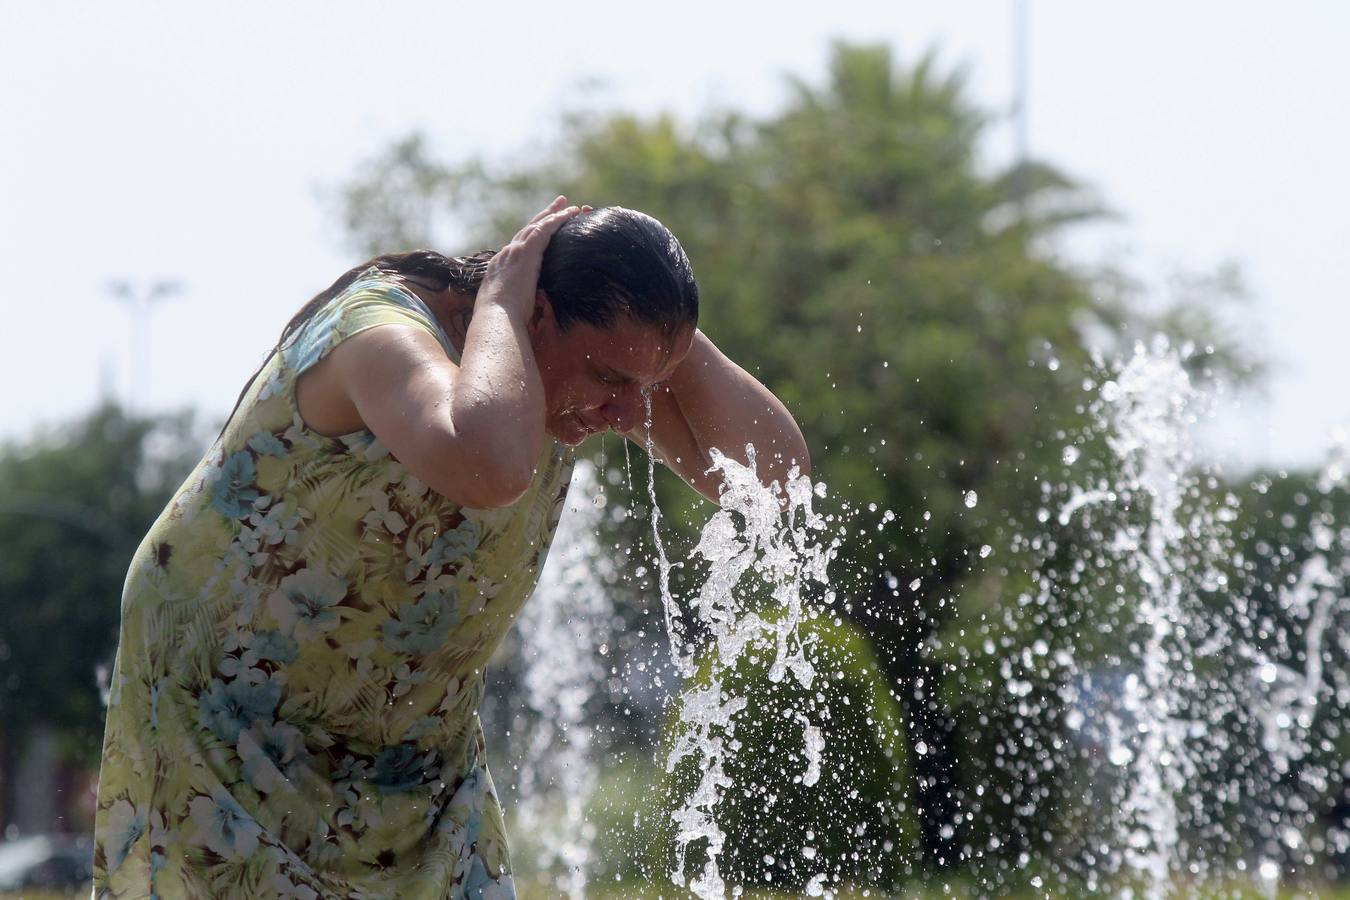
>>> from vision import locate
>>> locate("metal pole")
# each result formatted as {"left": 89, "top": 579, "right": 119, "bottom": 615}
{"left": 1013, "top": 0, "right": 1031, "bottom": 212}
{"left": 107, "top": 279, "right": 182, "bottom": 412}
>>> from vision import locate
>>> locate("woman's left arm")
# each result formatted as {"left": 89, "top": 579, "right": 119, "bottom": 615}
{"left": 626, "top": 330, "right": 810, "bottom": 503}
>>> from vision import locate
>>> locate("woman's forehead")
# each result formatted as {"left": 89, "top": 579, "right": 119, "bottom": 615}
{"left": 588, "top": 318, "right": 692, "bottom": 380}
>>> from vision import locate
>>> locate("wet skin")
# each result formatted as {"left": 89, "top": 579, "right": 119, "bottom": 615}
{"left": 529, "top": 315, "right": 696, "bottom": 448}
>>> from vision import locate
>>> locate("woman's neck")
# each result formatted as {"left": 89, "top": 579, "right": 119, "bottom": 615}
{"left": 397, "top": 278, "right": 474, "bottom": 355}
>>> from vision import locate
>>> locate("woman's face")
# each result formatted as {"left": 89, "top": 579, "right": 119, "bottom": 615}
{"left": 531, "top": 311, "right": 695, "bottom": 447}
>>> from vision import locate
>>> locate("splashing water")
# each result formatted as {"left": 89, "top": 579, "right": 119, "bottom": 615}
{"left": 650, "top": 431, "right": 839, "bottom": 897}
{"left": 1037, "top": 339, "right": 1223, "bottom": 895}
{"left": 1093, "top": 342, "right": 1202, "bottom": 897}
{"left": 1249, "top": 433, "right": 1350, "bottom": 791}
{"left": 504, "top": 344, "right": 1348, "bottom": 898}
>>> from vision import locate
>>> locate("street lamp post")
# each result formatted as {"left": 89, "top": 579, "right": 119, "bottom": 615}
{"left": 106, "top": 279, "right": 182, "bottom": 413}
{"left": 1012, "top": 0, "right": 1031, "bottom": 214}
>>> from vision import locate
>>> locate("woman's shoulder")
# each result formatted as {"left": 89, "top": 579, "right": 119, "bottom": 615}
{"left": 282, "top": 269, "right": 457, "bottom": 377}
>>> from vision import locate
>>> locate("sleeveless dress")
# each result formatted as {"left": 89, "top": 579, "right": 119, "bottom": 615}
{"left": 92, "top": 271, "right": 575, "bottom": 899}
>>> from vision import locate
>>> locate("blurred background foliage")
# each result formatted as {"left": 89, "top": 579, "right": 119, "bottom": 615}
{"left": 1, "top": 40, "right": 1342, "bottom": 896}
{"left": 0, "top": 406, "right": 200, "bottom": 832}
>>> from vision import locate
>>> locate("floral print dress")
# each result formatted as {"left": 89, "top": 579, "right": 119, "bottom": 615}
{"left": 93, "top": 271, "right": 574, "bottom": 898}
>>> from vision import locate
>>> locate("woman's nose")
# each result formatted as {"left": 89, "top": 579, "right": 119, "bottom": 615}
{"left": 601, "top": 391, "right": 640, "bottom": 433}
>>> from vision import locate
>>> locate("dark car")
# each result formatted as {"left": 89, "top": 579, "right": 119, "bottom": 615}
{"left": 0, "top": 834, "right": 93, "bottom": 894}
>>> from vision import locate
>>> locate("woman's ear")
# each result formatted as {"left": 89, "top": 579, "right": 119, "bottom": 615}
{"left": 527, "top": 289, "right": 554, "bottom": 338}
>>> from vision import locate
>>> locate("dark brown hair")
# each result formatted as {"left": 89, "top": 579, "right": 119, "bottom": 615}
{"left": 223, "top": 206, "right": 699, "bottom": 435}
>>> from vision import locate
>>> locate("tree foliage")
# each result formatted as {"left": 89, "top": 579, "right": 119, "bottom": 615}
{"left": 0, "top": 404, "right": 199, "bottom": 826}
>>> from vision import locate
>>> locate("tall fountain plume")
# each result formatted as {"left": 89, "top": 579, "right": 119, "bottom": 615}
{"left": 513, "top": 460, "right": 618, "bottom": 899}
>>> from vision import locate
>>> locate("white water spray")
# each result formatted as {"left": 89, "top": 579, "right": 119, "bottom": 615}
{"left": 647, "top": 432, "right": 839, "bottom": 899}
{"left": 1055, "top": 340, "right": 1207, "bottom": 898}
{"left": 1251, "top": 434, "right": 1350, "bottom": 778}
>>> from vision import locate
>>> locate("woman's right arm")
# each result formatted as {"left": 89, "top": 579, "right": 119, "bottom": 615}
{"left": 309, "top": 198, "right": 581, "bottom": 508}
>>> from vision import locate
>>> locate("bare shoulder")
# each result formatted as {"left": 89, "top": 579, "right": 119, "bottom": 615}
{"left": 295, "top": 323, "right": 457, "bottom": 439}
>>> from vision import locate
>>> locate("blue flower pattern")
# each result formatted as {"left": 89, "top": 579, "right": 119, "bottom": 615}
{"left": 428, "top": 519, "right": 483, "bottom": 568}
{"left": 269, "top": 569, "right": 346, "bottom": 640}
{"left": 369, "top": 743, "right": 430, "bottom": 793}
{"left": 251, "top": 629, "right": 298, "bottom": 664}
{"left": 189, "top": 787, "right": 262, "bottom": 859}
{"left": 246, "top": 430, "right": 288, "bottom": 458}
{"left": 382, "top": 590, "right": 459, "bottom": 656}
{"left": 103, "top": 800, "right": 146, "bottom": 872}
{"left": 210, "top": 451, "right": 261, "bottom": 519}
{"left": 196, "top": 677, "right": 282, "bottom": 744}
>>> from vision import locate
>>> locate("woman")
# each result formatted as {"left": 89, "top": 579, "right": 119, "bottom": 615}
{"left": 92, "top": 197, "right": 809, "bottom": 898}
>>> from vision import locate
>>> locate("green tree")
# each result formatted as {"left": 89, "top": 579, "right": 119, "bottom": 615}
{"left": 0, "top": 403, "right": 200, "bottom": 829}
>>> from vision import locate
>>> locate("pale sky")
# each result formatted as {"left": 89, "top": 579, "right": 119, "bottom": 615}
{"left": 2, "top": 2, "right": 1347, "bottom": 471}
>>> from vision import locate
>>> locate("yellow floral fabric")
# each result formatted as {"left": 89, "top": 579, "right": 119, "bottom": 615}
{"left": 93, "top": 271, "right": 574, "bottom": 899}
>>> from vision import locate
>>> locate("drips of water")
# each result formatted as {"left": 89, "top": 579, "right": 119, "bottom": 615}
{"left": 623, "top": 431, "right": 634, "bottom": 490}
{"left": 644, "top": 389, "right": 693, "bottom": 678}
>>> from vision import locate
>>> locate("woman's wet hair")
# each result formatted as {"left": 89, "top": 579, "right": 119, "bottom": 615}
{"left": 223, "top": 206, "right": 699, "bottom": 434}
{"left": 537, "top": 206, "right": 700, "bottom": 334}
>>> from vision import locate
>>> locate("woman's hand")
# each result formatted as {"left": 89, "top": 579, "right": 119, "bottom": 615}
{"left": 312, "top": 196, "right": 588, "bottom": 509}
{"left": 476, "top": 196, "right": 582, "bottom": 320}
